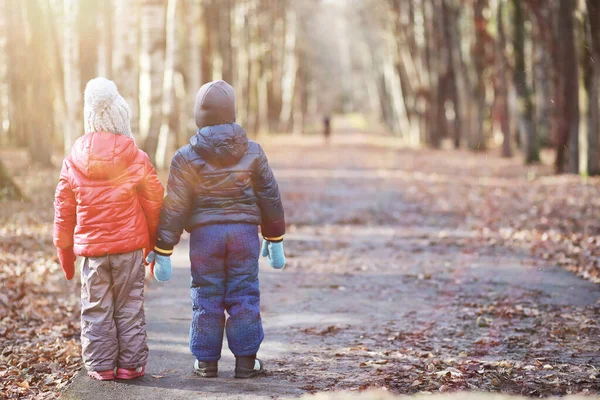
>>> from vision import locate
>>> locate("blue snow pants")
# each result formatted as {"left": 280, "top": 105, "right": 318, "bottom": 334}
{"left": 189, "top": 223, "right": 263, "bottom": 362}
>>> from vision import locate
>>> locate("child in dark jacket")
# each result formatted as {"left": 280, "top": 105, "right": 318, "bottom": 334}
{"left": 146, "top": 80, "right": 286, "bottom": 378}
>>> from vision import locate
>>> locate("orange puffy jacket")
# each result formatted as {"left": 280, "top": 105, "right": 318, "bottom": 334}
{"left": 53, "top": 132, "right": 164, "bottom": 257}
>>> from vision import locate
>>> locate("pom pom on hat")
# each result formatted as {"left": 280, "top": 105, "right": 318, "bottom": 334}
{"left": 84, "top": 77, "right": 120, "bottom": 112}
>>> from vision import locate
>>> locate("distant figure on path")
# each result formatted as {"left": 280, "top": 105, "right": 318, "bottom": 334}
{"left": 53, "top": 78, "right": 164, "bottom": 381}
{"left": 323, "top": 115, "right": 332, "bottom": 144}
{"left": 147, "top": 80, "right": 287, "bottom": 379}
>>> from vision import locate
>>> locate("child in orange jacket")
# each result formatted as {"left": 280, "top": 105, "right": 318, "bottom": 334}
{"left": 53, "top": 78, "right": 164, "bottom": 380}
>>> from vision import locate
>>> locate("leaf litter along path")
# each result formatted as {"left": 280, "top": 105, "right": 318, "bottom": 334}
{"left": 4, "top": 135, "right": 599, "bottom": 399}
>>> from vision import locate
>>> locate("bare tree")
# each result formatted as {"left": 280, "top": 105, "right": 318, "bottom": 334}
{"left": 113, "top": 0, "right": 141, "bottom": 136}
{"left": 511, "top": 0, "right": 539, "bottom": 164}
{"left": 139, "top": 0, "right": 166, "bottom": 164}
{"left": 78, "top": 0, "right": 99, "bottom": 91}
{"left": 496, "top": 0, "right": 512, "bottom": 157}
{"left": 443, "top": 0, "right": 462, "bottom": 149}
{"left": 279, "top": 6, "right": 297, "bottom": 132}
{"left": 0, "top": 160, "right": 25, "bottom": 200}
{"left": 555, "top": 0, "right": 579, "bottom": 173}
{"left": 0, "top": 0, "right": 8, "bottom": 145}
{"left": 471, "top": 0, "right": 490, "bottom": 150}
{"left": 156, "top": 0, "right": 178, "bottom": 169}
{"left": 585, "top": 0, "right": 600, "bottom": 175}
{"left": 527, "top": 0, "right": 553, "bottom": 148}
{"left": 63, "top": 0, "right": 81, "bottom": 155}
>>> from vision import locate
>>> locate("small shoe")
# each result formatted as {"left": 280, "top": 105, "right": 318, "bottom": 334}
{"left": 116, "top": 366, "right": 145, "bottom": 380}
{"left": 194, "top": 359, "right": 218, "bottom": 378}
{"left": 87, "top": 369, "right": 115, "bottom": 381}
{"left": 235, "top": 356, "right": 265, "bottom": 379}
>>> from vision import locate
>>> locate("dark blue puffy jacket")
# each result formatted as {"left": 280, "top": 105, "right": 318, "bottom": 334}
{"left": 155, "top": 123, "right": 285, "bottom": 251}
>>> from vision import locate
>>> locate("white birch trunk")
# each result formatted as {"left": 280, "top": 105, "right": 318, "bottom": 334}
{"left": 139, "top": 0, "right": 166, "bottom": 162}
{"left": 112, "top": 0, "right": 140, "bottom": 136}
{"left": 97, "top": 5, "right": 112, "bottom": 78}
{"left": 186, "top": 0, "right": 203, "bottom": 132}
{"left": 279, "top": 8, "right": 297, "bottom": 132}
{"left": 384, "top": 30, "right": 410, "bottom": 141}
{"left": 156, "top": 0, "right": 178, "bottom": 169}
{"left": 0, "top": 0, "right": 9, "bottom": 140}
{"left": 234, "top": 1, "right": 249, "bottom": 126}
{"left": 258, "top": 69, "right": 269, "bottom": 134}
{"left": 63, "top": 0, "right": 81, "bottom": 155}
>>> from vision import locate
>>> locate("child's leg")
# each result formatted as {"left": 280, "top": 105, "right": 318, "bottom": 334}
{"left": 81, "top": 256, "right": 118, "bottom": 372}
{"left": 110, "top": 250, "right": 148, "bottom": 370}
{"left": 190, "top": 225, "right": 227, "bottom": 362}
{"left": 224, "top": 224, "right": 263, "bottom": 358}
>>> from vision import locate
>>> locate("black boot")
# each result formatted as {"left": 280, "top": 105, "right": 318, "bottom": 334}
{"left": 234, "top": 355, "right": 265, "bottom": 378}
{"left": 194, "top": 360, "right": 218, "bottom": 378}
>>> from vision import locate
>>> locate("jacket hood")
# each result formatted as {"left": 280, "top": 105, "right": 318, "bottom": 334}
{"left": 190, "top": 123, "right": 248, "bottom": 166}
{"left": 71, "top": 131, "right": 139, "bottom": 179}
{"left": 194, "top": 80, "right": 236, "bottom": 129}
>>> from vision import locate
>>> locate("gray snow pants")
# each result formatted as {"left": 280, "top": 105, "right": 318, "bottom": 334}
{"left": 80, "top": 249, "right": 148, "bottom": 372}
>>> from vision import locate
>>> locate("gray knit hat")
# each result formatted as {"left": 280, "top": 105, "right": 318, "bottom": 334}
{"left": 83, "top": 77, "right": 132, "bottom": 137}
{"left": 194, "top": 80, "right": 236, "bottom": 129}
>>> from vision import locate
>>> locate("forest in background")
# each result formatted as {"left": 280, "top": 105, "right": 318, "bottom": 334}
{"left": 0, "top": 0, "right": 599, "bottom": 180}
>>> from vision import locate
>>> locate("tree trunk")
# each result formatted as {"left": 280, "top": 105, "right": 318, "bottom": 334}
{"left": 156, "top": 0, "right": 178, "bottom": 169}
{"left": 23, "top": 0, "right": 54, "bottom": 166}
{"left": 586, "top": 0, "right": 600, "bottom": 175}
{"left": 5, "top": 0, "right": 27, "bottom": 147}
{"left": 555, "top": 0, "right": 579, "bottom": 173}
{"left": 471, "top": 0, "right": 489, "bottom": 150}
{"left": 234, "top": 0, "right": 250, "bottom": 127}
{"left": 218, "top": 0, "right": 233, "bottom": 84}
{"left": 256, "top": 1, "right": 269, "bottom": 134}
{"left": 97, "top": 1, "right": 113, "bottom": 77}
{"left": 113, "top": 0, "right": 140, "bottom": 137}
{"left": 0, "top": 0, "right": 8, "bottom": 145}
{"left": 0, "top": 160, "right": 25, "bottom": 201}
{"left": 497, "top": 0, "right": 512, "bottom": 157}
{"left": 185, "top": 0, "right": 203, "bottom": 133}
{"left": 421, "top": 0, "right": 435, "bottom": 146}
{"left": 427, "top": 0, "right": 445, "bottom": 148}
{"left": 384, "top": 26, "right": 410, "bottom": 139}
{"left": 442, "top": 0, "right": 462, "bottom": 149}
{"left": 453, "top": 4, "right": 475, "bottom": 151}
{"left": 202, "top": 0, "right": 215, "bottom": 83}
{"left": 63, "top": 0, "right": 81, "bottom": 155}
{"left": 511, "top": 0, "right": 539, "bottom": 164}
{"left": 139, "top": 0, "right": 166, "bottom": 165}
{"left": 279, "top": 7, "right": 297, "bottom": 132}
{"left": 266, "top": 1, "right": 285, "bottom": 132}
{"left": 528, "top": 3, "right": 553, "bottom": 148}
{"left": 78, "top": 0, "right": 99, "bottom": 91}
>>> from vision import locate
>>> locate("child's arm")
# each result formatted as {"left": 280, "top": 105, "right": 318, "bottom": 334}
{"left": 138, "top": 153, "right": 165, "bottom": 254}
{"left": 252, "top": 144, "right": 286, "bottom": 269}
{"left": 154, "top": 152, "right": 193, "bottom": 255}
{"left": 252, "top": 144, "right": 286, "bottom": 240}
{"left": 53, "top": 160, "right": 77, "bottom": 280}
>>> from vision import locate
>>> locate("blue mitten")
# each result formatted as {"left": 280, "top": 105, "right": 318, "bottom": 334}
{"left": 145, "top": 251, "right": 172, "bottom": 282}
{"left": 261, "top": 240, "right": 286, "bottom": 270}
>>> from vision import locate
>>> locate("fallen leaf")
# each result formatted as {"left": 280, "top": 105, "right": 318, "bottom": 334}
{"left": 17, "top": 381, "right": 30, "bottom": 389}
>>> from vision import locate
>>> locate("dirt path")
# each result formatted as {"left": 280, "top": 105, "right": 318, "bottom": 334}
{"left": 63, "top": 136, "right": 599, "bottom": 399}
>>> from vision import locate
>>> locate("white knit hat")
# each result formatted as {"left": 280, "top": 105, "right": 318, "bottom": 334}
{"left": 83, "top": 77, "right": 132, "bottom": 137}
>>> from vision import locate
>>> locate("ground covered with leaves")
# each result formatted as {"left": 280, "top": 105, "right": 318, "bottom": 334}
{"left": 0, "top": 153, "right": 81, "bottom": 399}
{"left": 265, "top": 137, "right": 599, "bottom": 397}
{"left": 1, "top": 137, "right": 600, "bottom": 398}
